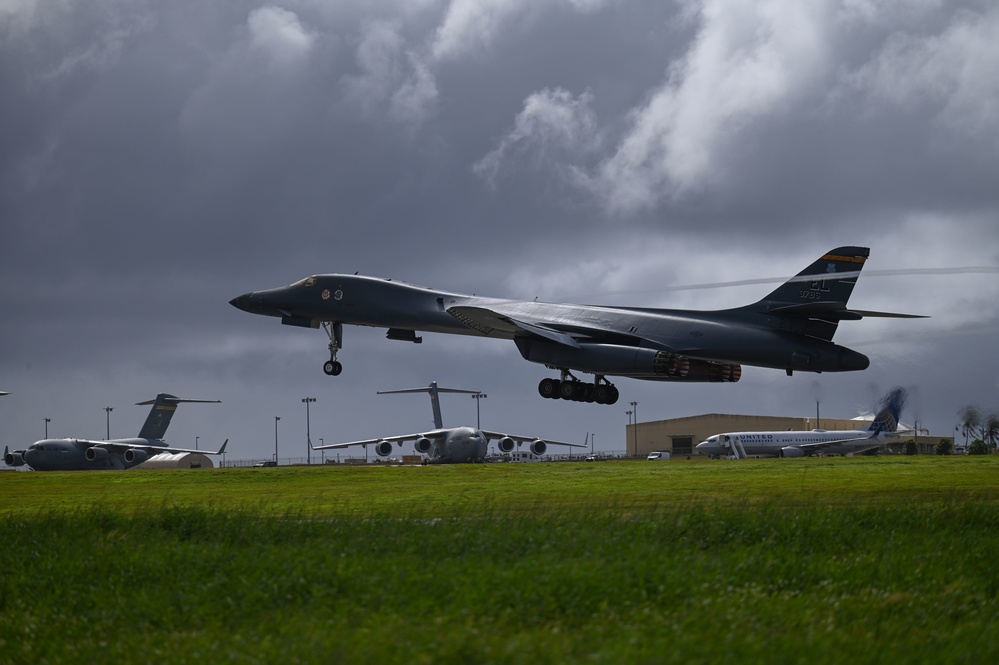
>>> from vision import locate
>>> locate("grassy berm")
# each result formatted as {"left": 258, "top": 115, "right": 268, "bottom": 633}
{"left": 1, "top": 456, "right": 997, "bottom": 664}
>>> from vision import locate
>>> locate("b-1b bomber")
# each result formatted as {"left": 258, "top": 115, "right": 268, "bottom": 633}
{"left": 230, "top": 247, "right": 924, "bottom": 405}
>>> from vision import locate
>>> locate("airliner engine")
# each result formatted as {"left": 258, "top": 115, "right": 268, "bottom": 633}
{"left": 779, "top": 447, "right": 805, "bottom": 458}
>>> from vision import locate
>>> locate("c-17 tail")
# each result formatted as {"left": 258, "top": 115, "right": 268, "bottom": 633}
{"left": 135, "top": 394, "right": 222, "bottom": 441}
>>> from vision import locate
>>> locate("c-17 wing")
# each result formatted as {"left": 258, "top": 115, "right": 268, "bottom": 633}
{"left": 479, "top": 430, "right": 586, "bottom": 449}
{"left": 89, "top": 439, "right": 229, "bottom": 456}
{"left": 310, "top": 430, "right": 450, "bottom": 451}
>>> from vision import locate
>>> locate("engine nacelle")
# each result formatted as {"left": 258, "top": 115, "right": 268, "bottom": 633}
{"left": 85, "top": 446, "right": 110, "bottom": 463}
{"left": 514, "top": 339, "right": 740, "bottom": 382}
{"left": 4, "top": 450, "right": 25, "bottom": 467}
{"left": 529, "top": 440, "right": 547, "bottom": 456}
{"left": 413, "top": 437, "right": 432, "bottom": 454}
{"left": 123, "top": 449, "right": 150, "bottom": 465}
{"left": 373, "top": 440, "right": 394, "bottom": 457}
{"left": 779, "top": 446, "right": 805, "bottom": 458}
{"left": 497, "top": 437, "right": 516, "bottom": 453}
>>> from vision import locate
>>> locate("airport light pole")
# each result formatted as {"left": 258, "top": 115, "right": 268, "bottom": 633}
{"left": 471, "top": 392, "right": 487, "bottom": 428}
{"left": 302, "top": 397, "right": 316, "bottom": 464}
{"left": 274, "top": 416, "right": 280, "bottom": 464}
{"left": 630, "top": 401, "right": 639, "bottom": 457}
{"left": 104, "top": 406, "right": 113, "bottom": 439}
{"left": 625, "top": 410, "right": 633, "bottom": 456}
{"left": 196, "top": 436, "right": 199, "bottom": 451}
{"left": 44, "top": 418, "right": 51, "bottom": 438}
{"left": 320, "top": 438, "right": 324, "bottom": 465}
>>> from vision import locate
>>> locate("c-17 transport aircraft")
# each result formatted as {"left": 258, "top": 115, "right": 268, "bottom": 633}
{"left": 310, "top": 381, "right": 585, "bottom": 463}
{"left": 695, "top": 387, "right": 908, "bottom": 458}
{"left": 3, "top": 393, "right": 227, "bottom": 471}
{"left": 230, "top": 246, "right": 924, "bottom": 405}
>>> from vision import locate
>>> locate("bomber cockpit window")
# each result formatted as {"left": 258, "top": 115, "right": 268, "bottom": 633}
{"left": 291, "top": 276, "right": 318, "bottom": 288}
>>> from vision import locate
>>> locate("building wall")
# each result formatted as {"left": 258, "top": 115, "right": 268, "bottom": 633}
{"left": 626, "top": 414, "right": 881, "bottom": 457}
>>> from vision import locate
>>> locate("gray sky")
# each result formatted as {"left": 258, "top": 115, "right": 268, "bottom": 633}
{"left": 3, "top": 0, "right": 998, "bottom": 462}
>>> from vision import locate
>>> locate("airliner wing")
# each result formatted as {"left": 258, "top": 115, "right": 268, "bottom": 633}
{"left": 795, "top": 435, "right": 875, "bottom": 452}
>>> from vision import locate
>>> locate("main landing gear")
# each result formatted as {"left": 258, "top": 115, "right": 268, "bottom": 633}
{"left": 322, "top": 322, "right": 343, "bottom": 376}
{"left": 538, "top": 371, "right": 619, "bottom": 405}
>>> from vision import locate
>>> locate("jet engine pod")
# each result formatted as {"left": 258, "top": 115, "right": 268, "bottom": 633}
{"left": 4, "top": 450, "right": 25, "bottom": 467}
{"left": 123, "top": 449, "right": 150, "bottom": 465}
{"left": 779, "top": 446, "right": 805, "bottom": 458}
{"left": 529, "top": 440, "right": 547, "bottom": 456}
{"left": 85, "top": 446, "right": 110, "bottom": 463}
{"left": 373, "top": 440, "right": 394, "bottom": 457}
{"left": 413, "top": 437, "right": 432, "bottom": 454}
{"left": 497, "top": 437, "right": 516, "bottom": 453}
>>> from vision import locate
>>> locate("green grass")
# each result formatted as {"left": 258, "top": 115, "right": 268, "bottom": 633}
{"left": 1, "top": 457, "right": 997, "bottom": 663}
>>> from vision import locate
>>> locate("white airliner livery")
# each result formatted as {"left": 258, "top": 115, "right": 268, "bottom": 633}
{"left": 695, "top": 387, "right": 907, "bottom": 458}
{"left": 311, "top": 381, "right": 584, "bottom": 463}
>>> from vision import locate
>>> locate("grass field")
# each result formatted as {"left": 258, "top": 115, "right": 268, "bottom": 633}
{"left": 1, "top": 456, "right": 997, "bottom": 663}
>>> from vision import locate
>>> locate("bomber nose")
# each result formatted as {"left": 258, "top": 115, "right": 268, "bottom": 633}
{"left": 229, "top": 292, "right": 256, "bottom": 312}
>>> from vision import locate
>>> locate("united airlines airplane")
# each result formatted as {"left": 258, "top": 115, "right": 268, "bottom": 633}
{"left": 695, "top": 387, "right": 908, "bottom": 458}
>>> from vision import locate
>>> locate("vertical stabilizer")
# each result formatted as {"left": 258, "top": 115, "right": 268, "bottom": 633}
{"left": 867, "top": 387, "right": 907, "bottom": 434}
{"left": 750, "top": 246, "right": 871, "bottom": 342}
{"left": 377, "top": 382, "right": 482, "bottom": 430}
{"left": 134, "top": 394, "right": 221, "bottom": 441}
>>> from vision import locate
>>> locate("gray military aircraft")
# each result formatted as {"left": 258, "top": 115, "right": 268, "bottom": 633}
{"left": 3, "top": 393, "right": 227, "bottom": 471}
{"left": 310, "top": 381, "right": 584, "bottom": 463}
{"left": 230, "top": 246, "right": 924, "bottom": 405}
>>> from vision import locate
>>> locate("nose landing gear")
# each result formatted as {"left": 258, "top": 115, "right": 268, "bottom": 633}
{"left": 322, "top": 322, "right": 344, "bottom": 376}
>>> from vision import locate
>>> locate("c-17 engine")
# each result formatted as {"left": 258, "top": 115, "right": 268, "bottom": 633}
{"left": 530, "top": 440, "right": 547, "bottom": 456}
{"left": 497, "top": 437, "right": 516, "bottom": 453}
{"left": 413, "top": 437, "right": 432, "bottom": 454}
{"left": 4, "top": 450, "right": 25, "bottom": 467}
{"left": 123, "top": 449, "right": 150, "bottom": 465}
{"left": 85, "top": 447, "right": 110, "bottom": 463}
{"left": 373, "top": 440, "right": 394, "bottom": 457}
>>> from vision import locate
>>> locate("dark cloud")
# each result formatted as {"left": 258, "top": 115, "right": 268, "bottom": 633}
{"left": 2, "top": 1, "right": 997, "bottom": 462}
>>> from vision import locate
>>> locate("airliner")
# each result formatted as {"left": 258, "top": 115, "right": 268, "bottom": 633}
{"left": 695, "top": 387, "right": 907, "bottom": 458}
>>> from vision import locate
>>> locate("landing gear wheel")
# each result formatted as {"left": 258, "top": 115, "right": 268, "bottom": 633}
{"left": 559, "top": 381, "right": 577, "bottom": 400}
{"left": 605, "top": 385, "right": 619, "bottom": 405}
{"left": 538, "top": 378, "right": 561, "bottom": 399}
{"left": 323, "top": 360, "right": 343, "bottom": 376}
